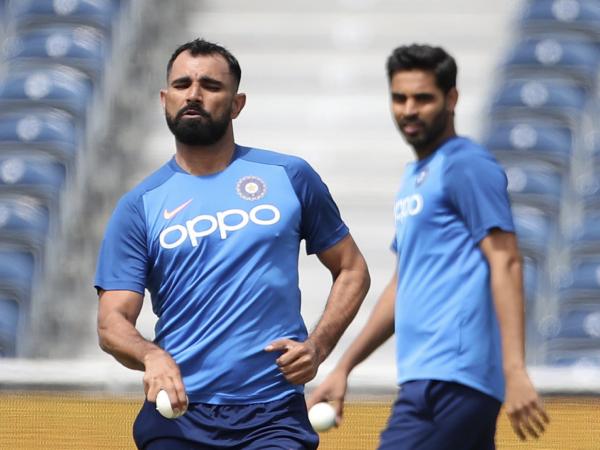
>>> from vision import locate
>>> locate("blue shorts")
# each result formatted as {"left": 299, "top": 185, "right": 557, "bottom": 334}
{"left": 379, "top": 380, "right": 501, "bottom": 450}
{"left": 133, "top": 393, "right": 319, "bottom": 450}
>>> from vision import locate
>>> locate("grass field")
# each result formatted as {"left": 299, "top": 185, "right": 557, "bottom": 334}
{"left": 0, "top": 393, "right": 598, "bottom": 449}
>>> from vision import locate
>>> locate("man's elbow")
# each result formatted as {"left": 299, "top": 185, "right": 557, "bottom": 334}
{"left": 96, "top": 316, "right": 114, "bottom": 355}
{"left": 356, "top": 256, "right": 371, "bottom": 297}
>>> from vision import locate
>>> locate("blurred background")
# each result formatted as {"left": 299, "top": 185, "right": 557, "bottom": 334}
{"left": 0, "top": 0, "right": 599, "bottom": 448}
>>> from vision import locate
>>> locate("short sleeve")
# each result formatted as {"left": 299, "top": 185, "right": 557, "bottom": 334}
{"left": 94, "top": 193, "right": 149, "bottom": 294}
{"left": 286, "top": 159, "right": 349, "bottom": 254}
{"left": 445, "top": 152, "right": 515, "bottom": 243}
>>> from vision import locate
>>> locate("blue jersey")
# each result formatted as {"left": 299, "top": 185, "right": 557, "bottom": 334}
{"left": 95, "top": 145, "right": 348, "bottom": 404}
{"left": 391, "top": 136, "right": 514, "bottom": 402}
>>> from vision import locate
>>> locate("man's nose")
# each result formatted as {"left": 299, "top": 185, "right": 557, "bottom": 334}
{"left": 187, "top": 83, "right": 202, "bottom": 102}
{"left": 403, "top": 98, "right": 418, "bottom": 117}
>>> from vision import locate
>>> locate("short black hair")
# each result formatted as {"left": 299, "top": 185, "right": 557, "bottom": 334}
{"left": 166, "top": 38, "right": 241, "bottom": 89}
{"left": 386, "top": 44, "right": 457, "bottom": 93}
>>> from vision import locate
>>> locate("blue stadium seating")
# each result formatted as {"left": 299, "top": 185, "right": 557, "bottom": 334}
{"left": 0, "top": 108, "right": 80, "bottom": 167}
{"left": 558, "top": 256, "right": 600, "bottom": 304}
{"left": 0, "top": 247, "right": 35, "bottom": 356}
{"left": 0, "top": 247, "right": 35, "bottom": 300}
{"left": 545, "top": 348, "right": 600, "bottom": 366}
{"left": 519, "top": 0, "right": 600, "bottom": 38}
{"left": 501, "top": 159, "right": 563, "bottom": 211}
{"left": 581, "top": 183, "right": 600, "bottom": 211}
{"left": 2, "top": 24, "right": 109, "bottom": 83}
{"left": 512, "top": 204, "right": 556, "bottom": 259}
{"left": 490, "top": 77, "right": 587, "bottom": 126}
{"left": 0, "top": 65, "right": 93, "bottom": 120}
{"left": 0, "top": 0, "right": 127, "bottom": 358}
{"left": 545, "top": 304, "right": 600, "bottom": 365}
{"left": 502, "top": 35, "right": 600, "bottom": 87}
{"left": 0, "top": 195, "right": 49, "bottom": 253}
{"left": 569, "top": 208, "right": 600, "bottom": 254}
{"left": 5, "top": 0, "right": 120, "bottom": 34}
{"left": 0, "top": 295, "right": 19, "bottom": 357}
{"left": 485, "top": 119, "right": 573, "bottom": 169}
{"left": 555, "top": 305, "right": 600, "bottom": 339}
{"left": 0, "top": 154, "right": 66, "bottom": 214}
{"left": 523, "top": 256, "right": 540, "bottom": 305}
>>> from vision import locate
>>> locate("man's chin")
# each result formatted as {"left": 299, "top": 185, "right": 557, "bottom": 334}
{"left": 402, "top": 133, "right": 426, "bottom": 148}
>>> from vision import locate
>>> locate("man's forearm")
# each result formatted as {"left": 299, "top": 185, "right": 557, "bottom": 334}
{"left": 309, "top": 264, "right": 370, "bottom": 363}
{"left": 98, "top": 312, "right": 162, "bottom": 371}
{"left": 335, "top": 276, "right": 396, "bottom": 375}
{"left": 491, "top": 255, "right": 527, "bottom": 373}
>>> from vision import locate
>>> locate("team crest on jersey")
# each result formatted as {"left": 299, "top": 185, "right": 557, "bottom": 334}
{"left": 236, "top": 176, "right": 267, "bottom": 201}
{"left": 415, "top": 167, "right": 428, "bottom": 187}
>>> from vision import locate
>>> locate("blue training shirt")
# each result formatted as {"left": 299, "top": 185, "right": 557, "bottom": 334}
{"left": 391, "top": 136, "right": 515, "bottom": 402}
{"left": 95, "top": 145, "right": 349, "bottom": 404}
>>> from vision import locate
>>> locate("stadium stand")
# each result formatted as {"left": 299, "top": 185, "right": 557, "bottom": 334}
{"left": 0, "top": 65, "right": 93, "bottom": 120}
{"left": 2, "top": 23, "right": 109, "bottom": 84}
{"left": 0, "top": 194, "right": 50, "bottom": 252}
{"left": 502, "top": 34, "right": 600, "bottom": 88}
{"left": 486, "top": 119, "right": 574, "bottom": 171}
{"left": 0, "top": 247, "right": 36, "bottom": 355}
{"left": 504, "top": 159, "right": 564, "bottom": 211}
{"left": 0, "top": 107, "right": 80, "bottom": 168}
{"left": 489, "top": 76, "right": 588, "bottom": 127}
{"left": 519, "top": 0, "right": 600, "bottom": 38}
{"left": 0, "top": 0, "right": 131, "bottom": 357}
{"left": 486, "top": 0, "right": 600, "bottom": 370}
{"left": 5, "top": 0, "right": 121, "bottom": 34}
{"left": 0, "top": 293, "right": 19, "bottom": 356}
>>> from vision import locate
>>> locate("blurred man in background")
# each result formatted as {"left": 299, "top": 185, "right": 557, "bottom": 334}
{"left": 308, "top": 44, "right": 549, "bottom": 449}
{"left": 95, "top": 38, "right": 369, "bottom": 449}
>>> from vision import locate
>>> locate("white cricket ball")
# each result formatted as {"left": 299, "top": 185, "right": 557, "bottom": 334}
{"left": 156, "top": 389, "right": 186, "bottom": 419}
{"left": 308, "top": 402, "right": 336, "bottom": 432}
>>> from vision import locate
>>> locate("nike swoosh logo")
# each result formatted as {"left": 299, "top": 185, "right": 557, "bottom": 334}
{"left": 163, "top": 198, "right": 193, "bottom": 220}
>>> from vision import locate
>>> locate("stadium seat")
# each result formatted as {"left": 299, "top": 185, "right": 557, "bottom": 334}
{"left": 545, "top": 304, "right": 600, "bottom": 366}
{"left": 501, "top": 158, "right": 563, "bottom": 211}
{"left": 485, "top": 119, "right": 573, "bottom": 169}
{"left": 512, "top": 204, "right": 556, "bottom": 260}
{"left": 2, "top": 24, "right": 110, "bottom": 83}
{"left": 558, "top": 256, "right": 600, "bottom": 305}
{"left": 0, "top": 246, "right": 35, "bottom": 300}
{"left": 0, "top": 154, "right": 66, "bottom": 213}
{"left": 0, "top": 295, "right": 19, "bottom": 357}
{"left": 0, "top": 108, "right": 80, "bottom": 167}
{"left": 5, "top": 0, "right": 120, "bottom": 35}
{"left": 501, "top": 35, "right": 600, "bottom": 88}
{"left": 0, "top": 195, "right": 49, "bottom": 253}
{"left": 545, "top": 348, "right": 600, "bottom": 366}
{"left": 569, "top": 208, "right": 600, "bottom": 254}
{"left": 523, "top": 255, "right": 540, "bottom": 306}
{"left": 0, "top": 65, "right": 93, "bottom": 120}
{"left": 555, "top": 305, "right": 600, "bottom": 340}
{"left": 519, "top": 0, "right": 600, "bottom": 38}
{"left": 489, "top": 77, "right": 587, "bottom": 127}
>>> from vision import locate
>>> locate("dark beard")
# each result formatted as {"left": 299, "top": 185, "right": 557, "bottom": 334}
{"left": 399, "top": 104, "right": 450, "bottom": 151}
{"left": 165, "top": 102, "right": 230, "bottom": 146}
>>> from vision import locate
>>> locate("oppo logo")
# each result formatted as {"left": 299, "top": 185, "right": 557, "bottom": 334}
{"left": 159, "top": 204, "right": 281, "bottom": 249}
{"left": 394, "top": 194, "right": 423, "bottom": 223}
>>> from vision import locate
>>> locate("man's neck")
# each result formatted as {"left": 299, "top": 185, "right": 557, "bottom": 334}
{"left": 174, "top": 137, "right": 236, "bottom": 176}
{"left": 414, "top": 127, "right": 457, "bottom": 161}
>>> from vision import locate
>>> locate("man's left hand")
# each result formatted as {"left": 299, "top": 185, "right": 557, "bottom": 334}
{"left": 265, "top": 338, "right": 321, "bottom": 384}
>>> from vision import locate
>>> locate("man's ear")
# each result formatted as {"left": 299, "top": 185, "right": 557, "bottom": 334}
{"left": 231, "top": 93, "right": 246, "bottom": 119}
{"left": 159, "top": 89, "right": 167, "bottom": 111}
{"left": 446, "top": 87, "right": 458, "bottom": 113}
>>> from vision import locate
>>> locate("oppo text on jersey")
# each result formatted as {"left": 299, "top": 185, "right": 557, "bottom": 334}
{"left": 159, "top": 204, "right": 281, "bottom": 249}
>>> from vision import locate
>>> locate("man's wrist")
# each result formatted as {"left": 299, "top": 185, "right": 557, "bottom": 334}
{"left": 306, "top": 337, "right": 328, "bottom": 364}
